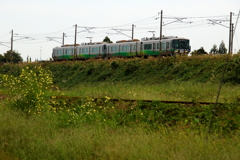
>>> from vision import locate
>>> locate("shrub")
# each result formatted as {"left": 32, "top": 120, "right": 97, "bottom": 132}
{"left": 0, "top": 66, "right": 55, "bottom": 114}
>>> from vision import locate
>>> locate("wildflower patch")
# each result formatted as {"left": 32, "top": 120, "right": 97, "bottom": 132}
{"left": 0, "top": 66, "right": 55, "bottom": 114}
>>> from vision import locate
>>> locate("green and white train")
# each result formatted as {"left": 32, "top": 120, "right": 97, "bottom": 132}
{"left": 52, "top": 36, "right": 190, "bottom": 61}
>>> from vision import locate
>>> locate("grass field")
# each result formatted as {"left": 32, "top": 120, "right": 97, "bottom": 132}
{"left": 61, "top": 81, "right": 240, "bottom": 103}
{"left": 1, "top": 55, "right": 240, "bottom": 159}
{"left": 1, "top": 102, "right": 240, "bottom": 160}
{"left": 1, "top": 80, "right": 240, "bottom": 159}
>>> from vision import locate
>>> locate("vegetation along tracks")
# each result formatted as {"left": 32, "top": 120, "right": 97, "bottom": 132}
{"left": 54, "top": 96, "right": 223, "bottom": 107}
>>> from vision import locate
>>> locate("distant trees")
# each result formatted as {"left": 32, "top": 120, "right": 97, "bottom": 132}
{"left": 191, "top": 47, "right": 208, "bottom": 56}
{"left": 210, "top": 44, "right": 218, "bottom": 55}
{"left": 103, "top": 36, "right": 113, "bottom": 43}
{"left": 27, "top": 56, "right": 32, "bottom": 63}
{"left": 218, "top": 41, "right": 227, "bottom": 54}
{"left": 208, "top": 41, "right": 228, "bottom": 55}
{"left": 0, "top": 50, "right": 23, "bottom": 63}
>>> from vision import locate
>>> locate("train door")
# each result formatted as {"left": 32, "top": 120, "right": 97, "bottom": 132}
{"left": 99, "top": 46, "right": 101, "bottom": 57}
{"left": 102, "top": 44, "right": 107, "bottom": 58}
{"left": 130, "top": 44, "right": 132, "bottom": 54}
{"left": 108, "top": 46, "right": 110, "bottom": 57}
{"left": 166, "top": 42, "right": 170, "bottom": 55}
{"left": 130, "top": 44, "right": 136, "bottom": 56}
{"left": 133, "top": 44, "right": 137, "bottom": 56}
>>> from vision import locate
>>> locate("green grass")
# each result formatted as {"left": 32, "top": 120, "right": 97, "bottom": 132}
{"left": 1, "top": 55, "right": 240, "bottom": 159}
{"left": 1, "top": 103, "right": 240, "bottom": 160}
{"left": 61, "top": 81, "right": 240, "bottom": 103}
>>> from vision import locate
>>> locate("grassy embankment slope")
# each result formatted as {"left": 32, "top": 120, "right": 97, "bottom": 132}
{"left": 2, "top": 54, "right": 240, "bottom": 88}
{"left": 44, "top": 55, "right": 240, "bottom": 102}
{"left": 47, "top": 55, "right": 237, "bottom": 87}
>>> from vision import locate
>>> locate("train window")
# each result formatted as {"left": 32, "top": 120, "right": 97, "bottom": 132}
{"left": 77, "top": 48, "right": 81, "bottom": 54}
{"left": 162, "top": 43, "right": 166, "bottom": 50}
{"left": 91, "top": 47, "right": 99, "bottom": 53}
{"left": 111, "top": 46, "right": 118, "bottom": 52}
{"left": 179, "top": 40, "right": 189, "bottom": 49}
{"left": 172, "top": 40, "right": 179, "bottom": 49}
{"left": 122, "top": 45, "right": 129, "bottom": 52}
{"left": 153, "top": 43, "right": 156, "bottom": 49}
{"left": 144, "top": 44, "right": 152, "bottom": 50}
{"left": 131, "top": 45, "right": 136, "bottom": 51}
{"left": 82, "top": 48, "right": 89, "bottom": 54}
{"left": 65, "top": 49, "right": 72, "bottom": 55}
{"left": 57, "top": 50, "right": 63, "bottom": 55}
{"left": 157, "top": 43, "right": 160, "bottom": 49}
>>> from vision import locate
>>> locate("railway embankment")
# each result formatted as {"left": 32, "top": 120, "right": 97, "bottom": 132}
{"left": 1, "top": 54, "right": 240, "bottom": 88}
{"left": 46, "top": 54, "right": 240, "bottom": 88}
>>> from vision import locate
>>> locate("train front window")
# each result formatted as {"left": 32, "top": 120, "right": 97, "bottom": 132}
{"left": 173, "top": 40, "right": 189, "bottom": 49}
{"left": 172, "top": 40, "right": 179, "bottom": 49}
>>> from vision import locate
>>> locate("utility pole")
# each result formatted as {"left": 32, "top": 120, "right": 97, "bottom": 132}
{"left": 159, "top": 10, "right": 163, "bottom": 53}
{"left": 11, "top": 29, "right": 13, "bottom": 51}
{"left": 132, "top": 24, "right": 135, "bottom": 39}
{"left": 231, "top": 23, "right": 234, "bottom": 54}
{"left": 40, "top": 47, "right": 42, "bottom": 61}
{"left": 229, "top": 12, "right": 233, "bottom": 55}
{"left": 62, "top": 32, "right": 65, "bottom": 46}
{"left": 74, "top": 24, "right": 77, "bottom": 60}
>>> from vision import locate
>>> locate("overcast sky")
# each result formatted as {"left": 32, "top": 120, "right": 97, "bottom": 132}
{"left": 0, "top": 0, "right": 239, "bottom": 61}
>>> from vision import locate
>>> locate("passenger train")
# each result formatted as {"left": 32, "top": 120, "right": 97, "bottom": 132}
{"left": 52, "top": 36, "right": 190, "bottom": 61}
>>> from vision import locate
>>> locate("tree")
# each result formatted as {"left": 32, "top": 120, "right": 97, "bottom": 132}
{"left": 103, "top": 36, "right": 113, "bottom": 43}
{"left": 0, "top": 54, "right": 6, "bottom": 63}
{"left": 191, "top": 47, "right": 208, "bottom": 56}
{"left": 218, "top": 41, "right": 227, "bottom": 54}
{"left": 190, "top": 50, "right": 198, "bottom": 56}
{"left": 210, "top": 44, "right": 218, "bottom": 54}
{"left": 197, "top": 47, "right": 207, "bottom": 55}
{"left": 3, "top": 50, "right": 23, "bottom": 63}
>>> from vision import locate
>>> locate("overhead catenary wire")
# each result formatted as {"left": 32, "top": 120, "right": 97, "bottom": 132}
{"left": 233, "top": 10, "right": 240, "bottom": 36}
{"left": 0, "top": 33, "right": 11, "bottom": 38}
{"left": 13, "top": 27, "right": 74, "bottom": 37}
{"left": 1, "top": 14, "right": 239, "bottom": 48}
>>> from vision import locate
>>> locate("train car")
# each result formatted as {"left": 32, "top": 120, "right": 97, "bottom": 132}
{"left": 52, "top": 45, "right": 74, "bottom": 61}
{"left": 140, "top": 36, "right": 190, "bottom": 56}
{"left": 52, "top": 36, "right": 190, "bottom": 61}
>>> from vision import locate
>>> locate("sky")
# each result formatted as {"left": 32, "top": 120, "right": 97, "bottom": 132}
{"left": 0, "top": 0, "right": 239, "bottom": 61}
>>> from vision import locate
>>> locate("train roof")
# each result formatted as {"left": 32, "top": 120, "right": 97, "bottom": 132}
{"left": 141, "top": 36, "right": 189, "bottom": 41}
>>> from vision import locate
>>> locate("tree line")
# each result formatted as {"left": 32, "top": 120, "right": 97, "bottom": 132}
{"left": 191, "top": 40, "right": 240, "bottom": 55}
